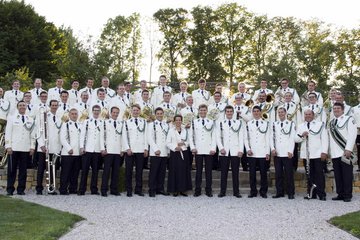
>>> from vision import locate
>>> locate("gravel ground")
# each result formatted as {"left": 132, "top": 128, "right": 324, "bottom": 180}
{"left": 2, "top": 190, "right": 359, "bottom": 240}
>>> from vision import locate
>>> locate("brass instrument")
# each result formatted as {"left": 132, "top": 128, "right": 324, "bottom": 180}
{"left": 123, "top": 107, "right": 132, "bottom": 120}
{"left": 0, "top": 119, "right": 8, "bottom": 168}
{"left": 300, "top": 91, "right": 309, "bottom": 108}
{"left": 245, "top": 99, "right": 254, "bottom": 108}
{"left": 100, "top": 108, "right": 109, "bottom": 120}
{"left": 163, "top": 108, "right": 175, "bottom": 122}
{"left": 274, "top": 87, "right": 285, "bottom": 104}
{"left": 287, "top": 104, "right": 299, "bottom": 121}
{"left": 261, "top": 94, "right": 275, "bottom": 120}
{"left": 140, "top": 106, "right": 155, "bottom": 122}
{"left": 266, "top": 93, "right": 275, "bottom": 103}
{"left": 61, "top": 112, "right": 69, "bottom": 123}
{"left": 79, "top": 109, "right": 89, "bottom": 123}
{"left": 38, "top": 107, "right": 57, "bottom": 194}
{"left": 304, "top": 136, "right": 316, "bottom": 199}
{"left": 183, "top": 112, "right": 195, "bottom": 126}
{"left": 207, "top": 108, "right": 220, "bottom": 121}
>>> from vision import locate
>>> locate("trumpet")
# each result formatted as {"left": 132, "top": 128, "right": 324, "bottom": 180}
{"left": 0, "top": 119, "right": 8, "bottom": 168}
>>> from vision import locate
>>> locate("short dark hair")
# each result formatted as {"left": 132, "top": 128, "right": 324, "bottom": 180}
{"left": 225, "top": 105, "right": 234, "bottom": 112}
{"left": 111, "top": 106, "right": 120, "bottom": 113}
{"left": 92, "top": 105, "right": 101, "bottom": 111}
{"left": 213, "top": 91, "right": 222, "bottom": 97}
{"left": 173, "top": 114, "right": 182, "bottom": 122}
{"left": 198, "top": 78, "right": 206, "bottom": 84}
{"left": 97, "top": 88, "right": 105, "bottom": 94}
{"left": 252, "top": 106, "right": 261, "bottom": 112}
{"left": 198, "top": 104, "right": 208, "bottom": 110}
{"left": 159, "top": 75, "right": 166, "bottom": 79}
{"left": 17, "top": 100, "right": 25, "bottom": 107}
{"left": 60, "top": 90, "right": 69, "bottom": 96}
{"left": 39, "top": 91, "right": 48, "bottom": 96}
{"left": 49, "top": 100, "right": 58, "bottom": 106}
{"left": 155, "top": 107, "right": 164, "bottom": 114}
{"left": 333, "top": 102, "right": 345, "bottom": 110}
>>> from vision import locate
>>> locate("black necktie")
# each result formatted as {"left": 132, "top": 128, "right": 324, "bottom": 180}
{"left": 160, "top": 122, "right": 162, "bottom": 128}
{"left": 95, "top": 120, "right": 97, "bottom": 126}
{"left": 63, "top": 104, "right": 66, "bottom": 110}
{"left": 15, "top": 90, "right": 18, "bottom": 96}
{"left": 167, "top": 104, "right": 169, "bottom": 109}
{"left": 75, "top": 122, "right": 78, "bottom": 129}
{"left": 312, "top": 105, "right": 314, "bottom": 110}
{"left": 36, "top": 89, "right": 39, "bottom": 95}
{"left": 202, "top": 119, "right": 205, "bottom": 125}
{"left": 58, "top": 88, "right": 61, "bottom": 94}
{"left": 53, "top": 116, "right": 56, "bottom": 123}
{"left": 127, "top": 93, "right": 129, "bottom": 99}
{"left": 28, "top": 105, "right": 31, "bottom": 111}
{"left": 75, "top": 91, "right": 78, "bottom": 97}
{"left": 89, "top": 89, "right": 92, "bottom": 94}
{"left": 84, "top": 104, "right": 87, "bottom": 109}
{"left": 102, "top": 101, "right": 104, "bottom": 107}
{"left": 135, "top": 118, "right": 138, "bottom": 126}
{"left": 114, "top": 121, "right": 117, "bottom": 128}
{"left": 281, "top": 122, "right": 283, "bottom": 128}
{"left": 21, "top": 115, "right": 25, "bottom": 123}
{"left": 216, "top": 103, "right": 218, "bottom": 107}
{"left": 287, "top": 103, "right": 290, "bottom": 110}
{"left": 201, "top": 90, "right": 204, "bottom": 96}
{"left": 162, "top": 87, "right": 165, "bottom": 92}
{"left": 105, "top": 88, "right": 108, "bottom": 94}
{"left": 190, "top": 107, "right": 193, "bottom": 113}
{"left": 256, "top": 121, "right": 259, "bottom": 127}
{"left": 334, "top": 119, "right": 338, "bottom": 126}
{"left": 241, "top": 93, "right": 244, "bottom": 98}
{"left": 228, "top": 120, "right": 231, "bottom": 127}
{"left": 307, "top": 122, "right": 310, "bottom": 129}
{"left": 182, "top": 93, "right": 184, "bottom": 98}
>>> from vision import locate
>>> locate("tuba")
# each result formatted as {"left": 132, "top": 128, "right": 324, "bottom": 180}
{"left": 0, "top": 119, "right": 8, "bottom": 168}
{"left": 245, "top": 99, "right": 254, "bottom": 108}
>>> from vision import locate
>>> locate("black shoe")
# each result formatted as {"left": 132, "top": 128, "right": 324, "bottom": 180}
{"left": 206, "top": 192, "right": 213, "bottom": 197}
{"left": 69, "top": 191, "right": 77, "bottom": 194}
{"left": 60, "top": 192, "right": 69, "bottom": 195}
{"left": 272, "top": 194, "right": 284, "bottom": 199}
{"left": 233, "top": 193, "right": 242, "bottom": 198}
{"left": 319, "top": 196, "right": 326, "bottom": 201}
{"left": 332, "top": 196, "right": 344, "bottom": 201}
{"left": 17, "top": 192, "right": 25, "bottom": 195}
{"left": 149, "top": 193, "right": 155, "bottom": 197}
{"left": 6, "top": 192, "right": 13, "bottom": 196}
{"left": 36, "top": 191, "right": 43, "bottom": 195}
{"left": 260, "top": 193, "right": 267, "bottom": 199}
{"left": 218, "top": 193, "right": 226, "bottom": 198}
{"left": 77, "top": 192, "right": 85, "bottom": 196}
{"left": 343, "top": 198, "right": 351, "bottom": 202}
{"left": 194, "top": 192, "right": 201, "bottom": 197}
{"left": 357, "top": 169, "right": 360, "bottom": 172}
{"left": 173, "top": 193, "right": 178, "bottom": 197}
{"left": 127, "top": 192, "right": 133, "bottom": 197}
{"left": 101, "top": 193, "right": 108, "bottom": 197}
{"left": 91, "top": 192, "right": 100, "bottom": 195}
{"left": 288, "top": 195, "right": 295, "bottom": 199}
{"left": 248, "top": 194, "right": 257, "bottom": 198}
{"left": 135, "top": 192, "right": 145, "bottom": 197}
{"left": 156, "top": 191, "right": 169, "bottom": 196}
{"left": 110, "top": 192, "right": 121, "bottom": 196}
{"left": 243, "top": 168, "right": 248, "bottom": 171}
{"left": 48, "top": 192, "right": 58, "bottom": 195}
{"left": 180, "top": 192, "right": 188, "bottom": 197}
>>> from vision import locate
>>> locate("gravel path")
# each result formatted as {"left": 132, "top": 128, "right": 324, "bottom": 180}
{"left": 3, "top": 191, "right": 359, "bottom": 240}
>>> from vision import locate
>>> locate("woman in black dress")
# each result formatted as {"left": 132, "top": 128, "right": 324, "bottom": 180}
{"left": 166, "top": 115, "right": 192, "bottom": 196}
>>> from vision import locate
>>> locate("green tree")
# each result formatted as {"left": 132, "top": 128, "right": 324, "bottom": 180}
{"left": 95, "top": 13, "right": 142, "bottom": 87}
{"left": 0, "top": 0, "right": 60, "bottom": 83}
{"left": 215, "top": 3, "right": 254, "bottom": 88}
{"left": 185, "top": 6, "right": 226, "bottom": 83}
{"left": 153, "top": 8, "right": 189, "bottom": 83}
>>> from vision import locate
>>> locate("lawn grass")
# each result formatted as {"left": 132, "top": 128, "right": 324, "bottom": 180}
{"left": 329, "top": 211, "right": 360, "bottom": 239}
{"left": 0, "top": 195, "right": 83, "bottom": 240}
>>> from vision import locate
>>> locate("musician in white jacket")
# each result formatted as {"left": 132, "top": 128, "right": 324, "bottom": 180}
{"left": 151, "top": 75, "right": 172, "bottom": 108}
{"left": 122, "top": 104, "right": 148, "bottom": 197}
{"left": 4, "top": 80, "right": 24, "bottom": 116}
{"left": 245, "top": 106, "right": 270, "bottom": 198}
{"left": 100, "top": 106, "right": 124, "bottom": 197}
{"left": 192, "top": 79, "right": 211, "bottom": 109}
{"left": 147, "top": 107, "right": 170, "bottom": 197}
{"left": 329, "top": 102, "right": 357, "bottom": 202}
{"left": 78, "top": 105, "right": 102, "bottom": 195}
{"left": 35, "top": 100, "right": 62, "bottom": 195}
{"left": 0, "top": 88, "right": 10, "bottom": 121}
{"left": 271, "top": 107, "right": 296, "bottom": 199}
{"left": 5, "top": 101, "right": 35, "bottom": 195}
{"left": 295, "top": 109, "right": 328, "bottom": 201}
{"left": 216, "top": 105, "right": 245, "bottom": 198}
{"left": 190, "top": 104, "right": 216, "bottom": 197}
{"left": 59, "top": 108, "right": 81, "bottom": 195}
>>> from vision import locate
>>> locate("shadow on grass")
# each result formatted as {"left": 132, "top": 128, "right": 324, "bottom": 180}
{"left": 329, "top": 211, "right": 360, "bottom": 239}
{"left": 0, "top": 195, "right": 84, "bottom": 240}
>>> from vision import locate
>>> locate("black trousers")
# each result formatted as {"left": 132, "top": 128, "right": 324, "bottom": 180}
{"left": 357, "top": 135, "right": 360, "bottom": 169}
{"left": 332, "top": 157, "right": 353, "bottom": 199}
{"left": 292, "top": 143, "right": 299, "bottom": 171}
{"left": 148, "top": 156, "right": 167, "bottom": 194}
{"left": 7, "top": 151, "right": 29, "bottom": 194}
{"left": 187, "top": 147, "right": 193, "bottom": 169}
{"left": 307, "top": 158, "right": 326, "bottom": 198}
{"left": 248, "top": 157, "right": 268, "bottom": 195}
{"left": 101, "top": 154, "right": 123, "bottom": 194}
{"left": 274, "top": 156, "right": 295, "bottom": 195}
{"left": 59, "top": 155, "right": 81, "bottom": 194}
{"left": 125, "top": 153, "right": 144, "bottom": 193}
{"left": 79, "top": 152, "right": 101, "bottom": 193}
{"left": 219, "top": 155, "right": 240, "bottom": 195}
{"left": 212, "top": 147, "right": 220, "bottom": 170}
{"left": 241, "top": 147, "right": 248, "bottom": 170}
{"left": 36, "top": 152, "right": 56, "bottom": 192}
{"left": 195, "top": 154, "right": 213, "bottom": 194}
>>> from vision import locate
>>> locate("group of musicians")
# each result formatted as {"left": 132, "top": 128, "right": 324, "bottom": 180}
{"left": 1, "top": 75, "right": 359, "bottom": 202}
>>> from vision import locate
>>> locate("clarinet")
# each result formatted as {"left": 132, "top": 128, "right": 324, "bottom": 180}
{"left": 305, "top": 135, "right": 317, "bottom": 199}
